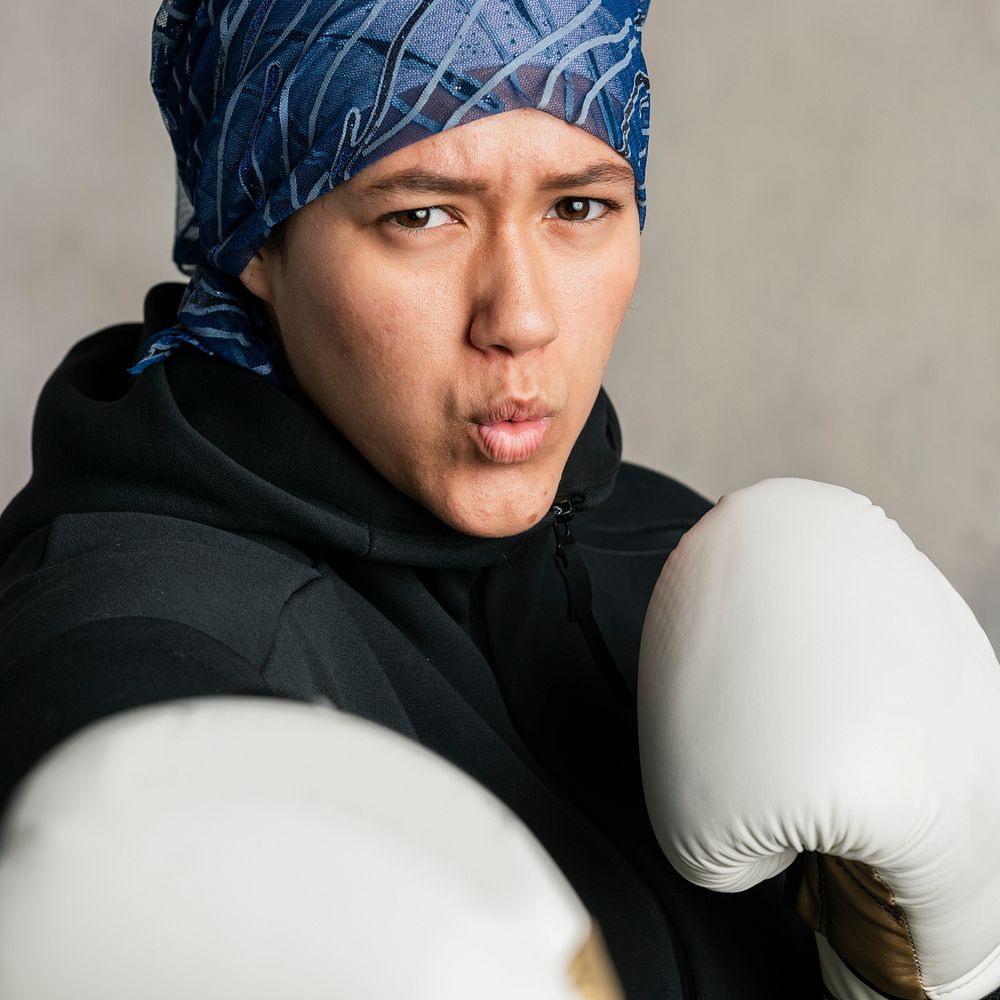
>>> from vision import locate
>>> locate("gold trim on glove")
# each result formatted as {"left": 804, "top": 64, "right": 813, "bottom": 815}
{"left": 795, "top": 851, "right": 925, "bottom": 1000}
{"left": 568, "top": 923, "right": 626, "bottom": 1000}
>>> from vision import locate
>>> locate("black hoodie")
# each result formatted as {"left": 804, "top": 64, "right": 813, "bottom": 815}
{"left": 0, "top": 283, "right": 820, "bottom": 998}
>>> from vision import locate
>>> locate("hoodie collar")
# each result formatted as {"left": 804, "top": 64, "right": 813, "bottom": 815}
{"left": 0, "top": 284, "right": 622, "bottom": 571}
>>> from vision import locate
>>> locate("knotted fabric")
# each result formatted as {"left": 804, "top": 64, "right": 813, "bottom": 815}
{"left": 133, "top": 0, "right": 651, "bottom": 380}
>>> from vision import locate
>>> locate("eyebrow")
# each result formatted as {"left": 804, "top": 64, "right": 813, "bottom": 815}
{"left": 537, "top": 161, "right": 636, "bottom": 191}
{"left": 356, "top": 160, "right": 635, "bottom": 199}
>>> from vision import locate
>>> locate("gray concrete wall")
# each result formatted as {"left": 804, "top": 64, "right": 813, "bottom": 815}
{"left": 4, "top": 3, "right": 999, "bottom": 643}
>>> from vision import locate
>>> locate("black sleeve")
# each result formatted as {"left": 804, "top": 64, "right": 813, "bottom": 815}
{"left": 0, "top": 615, "right": 275, "bottom": 810}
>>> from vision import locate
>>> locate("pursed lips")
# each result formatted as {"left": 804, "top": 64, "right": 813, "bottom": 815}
{"left": 469, "top": 395, "right": 553, "bottom": 464}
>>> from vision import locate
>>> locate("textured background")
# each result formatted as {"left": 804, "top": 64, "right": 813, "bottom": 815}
{"left": 3, "top": 2, "right": 999, "bottom": 643}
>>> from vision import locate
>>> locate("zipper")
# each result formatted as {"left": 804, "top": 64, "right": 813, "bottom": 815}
{"left": 551, "top": 497, "right": 634, "bottom": 710}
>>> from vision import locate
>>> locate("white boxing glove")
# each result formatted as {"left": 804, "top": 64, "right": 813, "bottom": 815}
{"left": 638, "top": 478, "right": 1000, "bottom": 1000}
{"left": 0, "top": 697, "right": 622, "bottom": 1000}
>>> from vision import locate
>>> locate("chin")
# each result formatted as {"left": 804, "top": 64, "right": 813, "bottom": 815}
{"left": 432, "top": 476, "right": 558, "bottom": 539}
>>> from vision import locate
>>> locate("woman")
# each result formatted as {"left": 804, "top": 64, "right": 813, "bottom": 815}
{"left": 0, "top": 1, "right": 820, "bottom": 995}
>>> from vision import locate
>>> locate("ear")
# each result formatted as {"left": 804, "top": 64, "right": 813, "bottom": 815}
{"left": 239, "top": 252, "right": 276, "bottom": 304}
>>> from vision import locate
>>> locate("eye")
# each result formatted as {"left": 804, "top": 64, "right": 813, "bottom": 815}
{"left": 387, "top": 206, "right": 454, "bottom": 230}
{"left": 546, "top": 197, "right": 610, "bottom": 223}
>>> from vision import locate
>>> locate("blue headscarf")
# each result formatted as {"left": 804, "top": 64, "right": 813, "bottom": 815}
{"left": 133, "top": 0, "right": 651, "bottom": 380}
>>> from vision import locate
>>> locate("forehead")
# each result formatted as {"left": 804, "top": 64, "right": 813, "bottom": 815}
{"left": 348, "top": 108, "right": 636, "bottom": 195}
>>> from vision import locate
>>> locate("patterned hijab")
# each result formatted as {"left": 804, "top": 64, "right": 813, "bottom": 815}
{"left": 133, "top": 0, "right": 651, "bottom": 380}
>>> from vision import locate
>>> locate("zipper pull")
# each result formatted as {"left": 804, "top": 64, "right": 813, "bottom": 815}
{"left": 552, "top": 497, "right": 578, "bottom": 616}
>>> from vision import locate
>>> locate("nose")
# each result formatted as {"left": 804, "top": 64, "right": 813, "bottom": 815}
{"left": 467, "top": 225, "right": 559, "bottom": 357}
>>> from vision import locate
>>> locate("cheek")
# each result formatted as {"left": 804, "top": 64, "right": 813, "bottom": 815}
{"left": 285, "top": 252, "right": 460, "bottom": 407}
{"left": 557, "top": 239, "right": 639, "bottom": 368}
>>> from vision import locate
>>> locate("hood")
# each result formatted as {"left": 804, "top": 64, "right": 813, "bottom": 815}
{"left": 1, "top": 284, "right": 622, "bottom": 569}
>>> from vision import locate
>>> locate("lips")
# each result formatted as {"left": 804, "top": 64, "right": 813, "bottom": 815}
{"left": 471, "top": 397, "right": 551, "bottom": 464}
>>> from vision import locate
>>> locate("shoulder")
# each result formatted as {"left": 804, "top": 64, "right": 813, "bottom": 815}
{"left": 0, "top": 511, "right": 327, "bottom": 807}
{"left": 0, "top": 511, "right": 321, "bottom": 671}
{"left": 575, "top": 461, "right": 713, "bottom": 553}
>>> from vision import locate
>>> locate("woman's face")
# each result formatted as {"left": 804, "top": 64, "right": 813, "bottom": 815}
{"left": 241, "top": 108, "right": 640, "bottom": 538}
